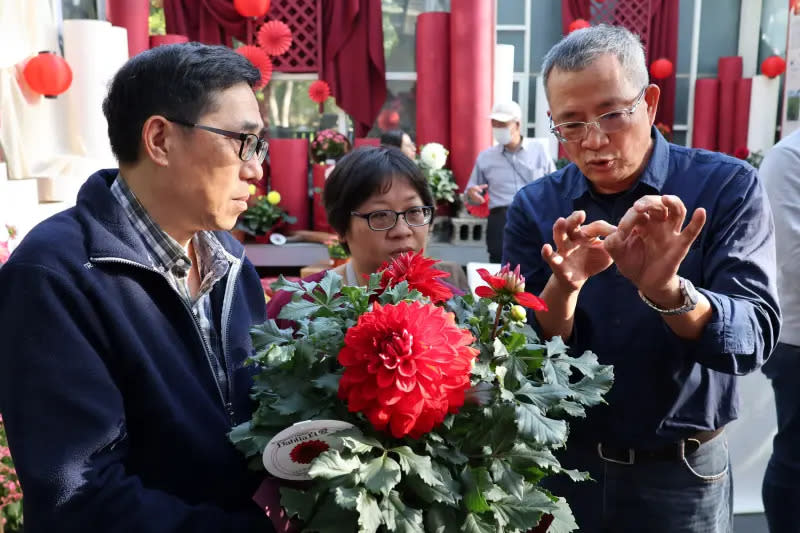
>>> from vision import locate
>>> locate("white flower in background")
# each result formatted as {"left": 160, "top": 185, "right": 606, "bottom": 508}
{"left": 420, "top": 143, "right": 448, "bottom": 170}
{"left": 0, "top": 224, "right": 8, "bottom": 243}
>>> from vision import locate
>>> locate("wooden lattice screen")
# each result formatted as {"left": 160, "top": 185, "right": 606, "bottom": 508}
{"left": 267, "top": 0, "right": 321, "bottom": 73}
{"left": 591, "top": 0, "right": 653, "bottom": 51}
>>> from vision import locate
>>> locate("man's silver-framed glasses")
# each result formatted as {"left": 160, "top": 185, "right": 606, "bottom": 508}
{"left": 550, "top": 86, "right": 648, "bottom": 143}
{"left": 350, "top": 206, "right": 434, "bottom": 231}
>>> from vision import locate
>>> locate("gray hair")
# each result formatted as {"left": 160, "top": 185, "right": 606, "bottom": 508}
{"left": 541, "top": 24, "right": 649, "bottom": 98}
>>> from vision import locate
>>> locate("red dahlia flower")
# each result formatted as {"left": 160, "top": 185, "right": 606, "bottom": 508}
{"left": 377, "top": 250, "right": 453, "bottom": 303}
{"left": 475, "top": 264, "right": 548, "bottom": 311}
{"left": 337, "top": 301, "right": 477, "bottom": 438}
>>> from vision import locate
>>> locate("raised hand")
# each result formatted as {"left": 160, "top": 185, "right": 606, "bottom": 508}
{"left": 541, "top": 210, "right": 617, "bottom": 292}
{"left": 466, "top": 184, "right": 488, "bottom": 204}
{"left": 603, "top": 195, "right": 706, "bottom": 302}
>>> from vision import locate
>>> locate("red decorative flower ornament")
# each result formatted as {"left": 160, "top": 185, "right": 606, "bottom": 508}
{"left": 475, "top": 264, "right": 548, "bottom": 311}
{"left": 733, "top": 147, "right": 750, "bottom": 159}
{"left": 257, "top": 20, "right": 293, "bottom": 56}
{"left": 649, "top": 58, "right": 673, "bottom": 80}
{"left": 377, "top": 109, "right": 400, "bottom": 131}
{"left": 234, "top": 0, "right": 270, "bottom": 18}
{"left": 23, "top": 51, "right": 72, "bottom": 98}
{"left": 236, "top": 45, "right": 272, "bottom": 89}
{"left": 289, "top": 439, "right": 329, "bottom": 464}
{"left": 466, "top": 194, "right": 490, "bottom": 218}
{"left": 762, "top": 55, "right": 786, "bottom": 78}
{"left": 568, "top": 19, "right": 591, "bottom": 33}
{"left": 309, "top": 80, "right": 331, "bottom": 103}
{"left": 337, "top": 301, "right": 478, "bottom": 439}
{"left": 376, "top": 250, "right": 453, "bottom": 303}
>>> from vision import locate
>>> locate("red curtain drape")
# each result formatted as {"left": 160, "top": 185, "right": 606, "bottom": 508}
{"left": 560, "top": 0, "right": 679, "bottom": 129}
{"left": 163, "top": 0, "right": 250, "bottom": 47}
{"left": 320, "top": 0, "right": 387, "bottom": 137}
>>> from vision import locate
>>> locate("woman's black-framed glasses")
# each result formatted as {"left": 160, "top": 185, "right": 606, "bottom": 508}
{"left": 549, "top": 86, "right": 648, "bottom": 143}
{"left": 167, "top": 118, "right": 268, "bottom": 163}
{"left": 350, "top": 206, "right": 434, "bottom": 231}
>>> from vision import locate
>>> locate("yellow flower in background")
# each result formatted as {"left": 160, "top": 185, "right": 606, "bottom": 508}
{"left": 266, "top": 191, "right": 281, "bottom": 205}
{"left": 248, "top": 184, "right": 257, "bottom": 195}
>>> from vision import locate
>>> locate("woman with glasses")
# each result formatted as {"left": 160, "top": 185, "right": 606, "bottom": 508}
{"left": 267, "top": 147, "right": 441, "bottom": 322}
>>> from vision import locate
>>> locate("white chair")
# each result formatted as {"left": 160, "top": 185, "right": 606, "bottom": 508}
{"left": 466, "top": 262, "right": 501, "bottom": 298}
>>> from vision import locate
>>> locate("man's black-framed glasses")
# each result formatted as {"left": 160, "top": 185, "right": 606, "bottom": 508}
{"left": 550, "top": 86, "right": 648, "bottom": 143}
{"left": 167, "top": 118, "right": 268, "bottom": 163}
{"left": 351, "top": 206, "right": 434, "bottom": 231}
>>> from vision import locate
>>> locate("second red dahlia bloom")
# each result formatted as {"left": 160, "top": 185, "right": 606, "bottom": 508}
{"left": 475, "top": 264, "right": 548, "bottom": 311}
{"left": 377, "top": 250, "right": 453, "bottom": 303}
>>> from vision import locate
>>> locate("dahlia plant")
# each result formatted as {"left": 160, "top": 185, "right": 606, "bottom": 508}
{"left": 231, "top": 251, "right": 613, "bottom": 532}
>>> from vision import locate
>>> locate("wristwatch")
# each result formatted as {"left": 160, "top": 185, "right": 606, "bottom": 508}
{"left": 638, "top": 277, "right": 699, "bottom": 315}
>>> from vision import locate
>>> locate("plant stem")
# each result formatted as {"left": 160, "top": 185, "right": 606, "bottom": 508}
{"left": 491, "top": 304, "right": 503, "bottom": 339}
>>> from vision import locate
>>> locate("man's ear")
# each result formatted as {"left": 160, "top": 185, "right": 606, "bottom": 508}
{"left": 141, "top": 115, "right": 173, "bottom": 167}
{"left": 644, "top": 84, "right": 661, "bottom": 125}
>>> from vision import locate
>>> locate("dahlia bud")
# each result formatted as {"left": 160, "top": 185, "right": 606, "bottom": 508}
{"left": 510, "top": 305, "right": 527, "bottom": 322}
{"left": 497, "top": 264, "right": 526, "bottom": 293}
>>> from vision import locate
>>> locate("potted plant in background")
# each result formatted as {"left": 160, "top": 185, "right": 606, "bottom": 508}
{"left": 236, "top": 190, "right": 296, "bottom": 244}
{"left": 325, "top": 237, "right": 349, "bottom": 267}
{"left": 0, "top": 414, "right": 23, "bottom": 533}
{"left": 310, "top": 129, "right": 352, "bottom": 233}
{"left": 418, "top": 143, "right": 458, "bottom": 242}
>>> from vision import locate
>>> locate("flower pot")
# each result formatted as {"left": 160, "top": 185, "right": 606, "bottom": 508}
{"left": 435, "top": 201, "right": 455, "bottom": 217}
{"left": 312, "top": 163, "right": 334, "bottom": 233}
{"left": 331, "top": 257, "right": 349, "bottom": 267}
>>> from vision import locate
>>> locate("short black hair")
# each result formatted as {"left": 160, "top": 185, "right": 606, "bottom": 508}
{"left": 102, "top": 42, "right": 260, "bottom": 164}
{"left": 380, "top": 129, "right": 406, "bottom": 148}
{"left": 324, "top": 147, "right": 434, "bottom": 251}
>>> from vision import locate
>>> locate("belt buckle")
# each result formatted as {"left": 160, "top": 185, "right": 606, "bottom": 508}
{"left": 597, "top": 443, "right": 635, "bottom": 465}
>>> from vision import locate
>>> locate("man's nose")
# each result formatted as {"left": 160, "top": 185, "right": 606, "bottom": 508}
{"left": 581, "top": 122, "right": 609, "bottom": 150}
{"left": 241, "top": 156, "right": 263, "bottom": 181}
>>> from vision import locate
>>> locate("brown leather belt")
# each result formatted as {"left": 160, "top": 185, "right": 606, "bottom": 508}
{"left": 596, "top": 427, "right": 724, "bottom": 465}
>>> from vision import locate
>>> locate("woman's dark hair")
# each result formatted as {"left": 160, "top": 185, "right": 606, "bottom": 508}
{"left": 380, "top": 129, "right": 406, "bottom": 148}
{"left": 324, "top": 147, "right": 434, "bottom": 251}
{"left": 102, "top": 42, "right": 260, "bottom": 164}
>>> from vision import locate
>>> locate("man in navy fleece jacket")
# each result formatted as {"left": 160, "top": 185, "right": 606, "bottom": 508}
{"left": 0, "top": 43, "right": 275, "bottom": 532}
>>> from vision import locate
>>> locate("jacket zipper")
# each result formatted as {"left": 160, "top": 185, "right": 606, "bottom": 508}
{"left": 90, "top": 256, "right": 229, "bottom": 419}
{"left": 220, "top": 254, "right": 243, "bottom": 422}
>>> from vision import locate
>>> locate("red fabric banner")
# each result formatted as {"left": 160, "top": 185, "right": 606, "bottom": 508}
{"left": 354, "top": 138, "right": 380, "bottom": 148}
{"left": 733, "top": 78, "right": 752, "bottom": 153}
{"left": 416, "top": 12, "right": 451, "bottom": 149}
{"left": 717, "top": 56, "right": 743, "bottom": 155}
{"left": 149, "top": 34, "right": 189, "bottom": 48}
{"left": 162, "top": 0, "right": 249, "bottom": 47}
{"left": 450, "top": 0, "right": 495, "bottom": 191}
{"left": 692, "top": 78, "right": 720, "bottom": 150}
{"left": 311, "top": 163, "right": 333, "bottom": 233}
{"left": 269, "top": 138, "right": 309, "bottom": 231}
{"left": 107, "top": 0, "right": 151, "bottom": 57}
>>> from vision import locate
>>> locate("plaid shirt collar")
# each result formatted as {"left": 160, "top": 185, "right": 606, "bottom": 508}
{"left": 110, "top": 175, "right": 230, "bottom": 285}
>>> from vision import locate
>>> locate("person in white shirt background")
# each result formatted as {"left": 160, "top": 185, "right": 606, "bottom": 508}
{"left": 464, "top": 101, "right": 555, "bottom": 262}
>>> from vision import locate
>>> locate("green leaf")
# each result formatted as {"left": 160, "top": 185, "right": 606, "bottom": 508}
{"left": 360, "top": 454, "right": 402, "bottom": 495}
{"left": 568, "top": 366, "right": 614, "bottom": 406}
{"left": 356, "top": 490, "right": 383, "bottom": 533}
{"left": 460, "top": 466, "right": 492, "bottom": 513}
{"left": 545, "top": 337, "right": 569, "bottom": 356}
{"left": 308, "top": 450, "right": 363, "bottom": 479}
{"left": 270, "top": 275, "right": 306, "bottom": 294}
{"left": 403, "top": 472, "right": 458, "bottom": 505}
{"left": 516, "top": 403, "right": 568, "bottom": 446}
{"left": 228, "top": 421, "right": 273, "bottom": 459}
{"left": 271, "top": 391, "right": 315, "bottom": 416}
{"left": 312, "top": 372, "right": 342, "bottom": 393}
{"left": 484, "top": 403, "right": 519, "bottom": 455}
{"left": 250, "top": 320, "right": 293, "bottom": 351}
{"left": 279, "top": 298, "right": 322, "bottom": 321}
{"left": 547, "top": 497, "right": 579, "bottom": 533}
{"left": 318, "top": 270, "right": 343, "bottom": 301}
{"left": 332, "top": 428, "right": 384, "bottom": 455}
{"left": 490, "top": 490, "right": 557, "bottom": 531}
{"left": 304, "top": 493, "right": 359, "bottom": 532}
{"left": 382, "top": 491, "right": 425, "bottom": 533}
{"left": 391, "top": 446, "right": 446, "bottom": 489}
{"left": 425, "top": 441, "right": 468, "bottom": 465}
{"left": 460, "top": 512, "right": 495, "bottom": 533}
{"left": 560, "top": 468, "right": 590, "bottom": 482}
{"left": 490, "top": 458, "right": 525, "bottom": 500}
{"left": 515, "top": 382, "right": 570, "bottom": 412}
{"left": 334, "top": 486, "right": 360, "bottom": 510}
{"left": 506, "top": 443, "right": 561, "bottom": 471}
{"left": 424, "top": 504, "right": 461, "bottom": 533}
{"left": 554, "top": 350, "right": 601, "bottom": 378}
{"left": 264, "top": 344, "right": 294, "bottom": 367}
{"left": 280, "top": 487, "right": 318, "bottom": 521}
{"left": 557, "top": 399, "right": 586, "bottom": 418}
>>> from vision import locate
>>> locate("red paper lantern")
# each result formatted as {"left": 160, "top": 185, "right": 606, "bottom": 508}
{"left": 257, "top": 20, "right": 293, "bottom": 56}
{"left": 568, "top": 19, "right": 591, "bottom": 33}
{"left": 234, "top": 0, "right": 270, "bottom": 17}
{"left": 23, "top": 51, "right": 72, "bottom": 98}
{"left": 649, "top": 58, "right": 674, "bottom": 80}
{"left": 377, "top": 109, "right": 400, "bottom": 131}
{"left": 761, "top": 55, "right": 786, "bottom": 78}
{"left": 308, "top": 80, "right": 331, "bottom": 103}
{"left": 236, "top": 45, "right": 272, "bottom": 89}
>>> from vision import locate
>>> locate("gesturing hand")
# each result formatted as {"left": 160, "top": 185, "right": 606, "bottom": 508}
{"left": 603, "top": 195, "right": 706, "bottom": 298}
{"left": 466, "top": 184, "right": 488, "bottom": 205}
{"left": 541, "top": 210, "right": 617, "bottom": 292}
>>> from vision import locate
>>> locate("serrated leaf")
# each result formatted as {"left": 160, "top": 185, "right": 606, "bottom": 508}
{"left": 547, "top": 497, "right": 579, "bottom": 533}
{"left": 392, "top": 446, "right": 446, "bottom": 489}
{"left": 308, "top": 450, "right": 362, "bottom": 479}
{"left": 568, "top": 366, "right": 614, "bottom": 406}
{"left": 356, "top": 490, "right": 382, "bottom": 533}
{"left": 516, "top": 403, "right": 568, "bottom": 446}
{"left": 554, "top": 350, "right": 601, "bottom": 378}
{"left": 557, "top": 399, "right": 586, "bottom": 418}
{"left": 250, "top": 320, "right": 293, "bottom": 351}
{"left": 515, "top": 382, "right": 570, "bottom": 411}
{"left": 280, "top": 487, "right": 317, "bottom": 521}
{"left": 332, "top": 428, "right": 384, "bottom": 455}
{"left": 425, "top": 504, "right": 460, "bottom": 533}
{"left": 425, "top": 441, "right": 468, "bottom": 465}
{"left": 493, "top": 337, "right": 510, "bottom": 359}
{"left": 304, "top": 493, "right": 359, "bottom": 532}
{"left": 360, "top": 454, "right": 402, "bottom": 495}
{"left": 485, "top": 403, "right": 518, "bottom": 455}
{"left": 228, "top": 421, "right": 272, "bottom": 459}
{"left": 561, "top": 468, "right": 590, "bottom": 482}
{"left": 334, "top": 486, "right": 360, "bottom": 510}
{"left": 264, "top": 344, "right": 294, "bottom": 367}
{"left": 490, "top": 459, "right": 525, "bottom": 500}
{"left": 491, "top": 490, "right": 558, "bottom": 531}
{"left": 271, "top": 391, "right": 313, "bottom": 416}
{"left": 279, "top": 298, "right": 322, "bottom": 321}
{"left": 270, "top": 274, "right": 305, "bottom": 293}
{"left": 382, "top": 491, "right": 424, "bottom": 533}
{"left": 545, "top": 337, "right": 569, "bottom": 356}
{"left": 460, "top": 512, "right": 495, "bottom": 533}
{"left": 506, "top": 443, "right": 561, "bottom": 471}
{"left": 404, "top": 473, "right": 457, "bottom": 505}
{"left": 312, "top": 372, "right": 341, "bottom": 393}
{"left": 318, "top": 270, "right": 343, "bottom": 300}
{"left": 541, "top": 358, "right": 572, "bottom": 388}
{"left": 460, "top": 466, "right": 492, "bottom": 513}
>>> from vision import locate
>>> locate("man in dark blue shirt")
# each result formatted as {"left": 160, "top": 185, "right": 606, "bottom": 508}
{"left": 505, "top": 25, "right": 780, "bottom": 533}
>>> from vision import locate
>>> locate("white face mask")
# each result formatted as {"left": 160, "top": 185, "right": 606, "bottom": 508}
{"left": 493, "top": 127, "right": 513, "bottom": 146}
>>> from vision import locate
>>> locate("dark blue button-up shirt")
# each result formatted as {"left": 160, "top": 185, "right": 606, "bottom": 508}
{"left": 504, "top": 128, "right": 781, "bottom": 448}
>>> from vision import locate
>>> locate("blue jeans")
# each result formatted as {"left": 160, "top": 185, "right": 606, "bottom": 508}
{"left": 762, "top": 342, "right": 800, "bottom": 533}
{"left": 543, "top": 432, "right": 732, "bottom": 532}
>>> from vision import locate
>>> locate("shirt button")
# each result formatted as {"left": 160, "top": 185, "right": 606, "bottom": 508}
{"left": 176, "top": 258, "right": 186, "bottom": 267}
